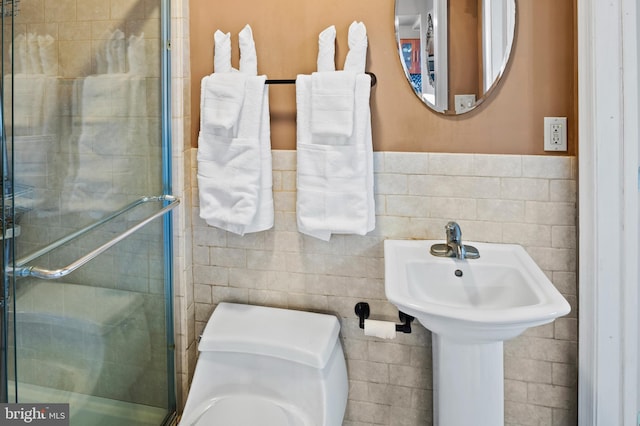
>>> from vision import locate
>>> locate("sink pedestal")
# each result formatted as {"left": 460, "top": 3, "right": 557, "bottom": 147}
{"left": 432, "top": 334, "right": 504, "bottom": 426}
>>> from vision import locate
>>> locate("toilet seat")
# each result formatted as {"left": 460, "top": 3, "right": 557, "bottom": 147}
{"left": 182, "top": 395, "right": 309, "bottom": 426}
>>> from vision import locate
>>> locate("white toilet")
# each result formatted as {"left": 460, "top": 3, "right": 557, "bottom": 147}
{"left": 179, "top": 303, "right": 349, "bottom": 426}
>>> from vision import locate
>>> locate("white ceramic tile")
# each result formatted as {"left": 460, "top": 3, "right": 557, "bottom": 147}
{"left": 375, "top": 173, "right": 409, "bottom": 195}
{"left": 554, "top": 318, "right": 578, "bottom": 342}
{"left": 272, "top": 149, "right": 296, "bottom": 170}
{"left": 505, "top": 401, "right": 553, "bottom": 425}
{"left": 345, "top": 400, "right": 391, "bottom": 424}
{"left": 522, "top": 156, "right": 573, "bottom": 179}
{"left": 550, "top": 179, "right": 577, "bottom": 203}
{"left": 246, "top": 250, "right": 288, "bottom": 271}
{"left": 525, "top": 201, "right": 576, "bottom": 226}
{"left": 428, "top": 153, "right": 475, "bottom": 176}
{"left": 477, "top": 199, "right": 525, "bottom": 222}
{"left": 504, "top": 357, "right": 552, "bottom": 383}
{"left": 426, "top": 197, "right": 477, "bottom": 220}
{"left": 551, "top": 226, "right": 577, "bottom": 249}
{"left": 385, "top": 195, "right": 430, "bottom": 218}
{"left": 473, "top": 154, "right": 523, "bottom": 177}
{"left": 527, "top": 383, "right": 575, "bottom": 409}
{"left": 384, "top": 152, "right": 429, "bottom": 174}
{"left": 247, "top": 289, "right": 289, "bottom": 308}
{"left": 504, "top": 380, "right": 528, "bottom": 403}
{"left": 551, "top": 362, "right": 578, "bottom": 387}
{"left": 500, "top": 177, "right": 549, "bottom": 201}
{"left": 367, "top": 341, "right": 412, "bottom": 365}
{"left": 193, "top": 284, "right": 212, "bottom": 304}
{"left": 502, "top": 223, "right": 552, "bottom": 247}
{"left": 409, "top": 175, "right": 502, "bottom": 199}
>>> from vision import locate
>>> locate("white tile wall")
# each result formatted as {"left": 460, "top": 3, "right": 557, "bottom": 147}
{"left": 185, "top": 150, "right": 578, "bottom": 425}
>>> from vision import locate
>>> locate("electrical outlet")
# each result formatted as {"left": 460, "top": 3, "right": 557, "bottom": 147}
{"left": 544, "top": 117, "right": 568, "bottom": 151}
{"left": 454, "top": 94, "right": 476, "bottom": 114}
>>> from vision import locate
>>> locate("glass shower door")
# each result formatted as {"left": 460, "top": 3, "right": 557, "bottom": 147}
{"left": 0, "top": 1, "right": 176, "bottom": 425}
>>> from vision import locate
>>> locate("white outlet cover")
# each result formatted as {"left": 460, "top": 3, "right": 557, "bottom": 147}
{"left": 455, "top": 94, "right": 476, "bottom": 114}
{"left": 544, "top": 117, "right": 568, "bottom": 151}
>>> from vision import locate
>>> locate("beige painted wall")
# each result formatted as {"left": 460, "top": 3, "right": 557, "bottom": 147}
{"left": 448, "top": 0, "right": 481, "bottom": 109}
{"left": 190, "top": 0, "right": 576, "bottom": 155}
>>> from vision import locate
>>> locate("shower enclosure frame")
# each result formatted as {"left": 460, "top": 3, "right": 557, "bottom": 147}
{"left": 0, "top": 0, "right": 178, "bottom": 423}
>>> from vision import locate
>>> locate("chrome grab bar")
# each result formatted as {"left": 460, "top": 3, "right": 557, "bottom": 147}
{"left": 9, "top": 195, "right": 180, "bottom": 280}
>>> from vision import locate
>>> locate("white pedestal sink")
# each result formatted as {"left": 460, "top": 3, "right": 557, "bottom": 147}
{"left": 384, "top": 240, "right": 571, "bottom": 426}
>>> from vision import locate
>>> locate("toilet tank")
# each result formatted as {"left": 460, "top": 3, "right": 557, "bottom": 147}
{"left": 199, "top": 303, "right": 341, "bottom": 368}
{"left": 197, "top": 303, "right": 348, "bottom": 425}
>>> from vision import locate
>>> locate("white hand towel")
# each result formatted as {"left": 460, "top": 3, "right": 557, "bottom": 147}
{"left": 127, "top": 33, "right": 147, "bottom": 75}
{"left": 239, "top": 24, "right": 258, "bottom": 76}
{"left": 62, "top": 75, "right": 147, "bottom": 214}
{"left": 8, "top": 74, "right": 46, "bottom": 132}
{"left": 243, "top": 78, "right": 274, "bottom": 233}
{"left": 198, "top": 76, "right": 273, "bottom": 235}
{"left": 27, "top": 33, "right": 42, "bottom": 74}
{"left": 108, "top": 29, "right": 126, "bottom": 74}
{"left": 214, "top": 30, "right": 233, "bottom": 73}
{"left": 38, "top": 35, "right": 57, "bottom": 76}
{"left": 310, "top": 71, "right": 356, "bottom": 141}
{"left": 344, "top": 21, "right": 368, "bottom": 74}
{"left": 296, "top": 73, "right": 374, "bottom": 241}
{"left": 317, "top": 25, "right": 336, "bottom": 72}
{"left": 200, "top": 72, "right": 247, "bottom": 133}
{"left": 12, "top": 34, "right": 26, "bottom": 74}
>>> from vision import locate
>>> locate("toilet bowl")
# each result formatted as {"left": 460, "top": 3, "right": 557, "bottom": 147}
{"left": 179, "top": 303, "right": 348, "bottom": 426}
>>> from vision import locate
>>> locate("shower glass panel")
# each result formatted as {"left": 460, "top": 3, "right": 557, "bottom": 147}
{"left": 0, "top": 1, "right": 176, "bottom": 425}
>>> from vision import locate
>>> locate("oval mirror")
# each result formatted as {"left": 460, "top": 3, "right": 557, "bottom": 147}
{"left": 395, "top": 0, "right": 517, "bottom": 114}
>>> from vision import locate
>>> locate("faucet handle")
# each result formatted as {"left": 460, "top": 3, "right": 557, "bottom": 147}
{"left": 445, "top": 221, "right": 462, "bottom": 243}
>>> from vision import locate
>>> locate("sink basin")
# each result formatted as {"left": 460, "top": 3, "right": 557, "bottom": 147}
{"left": 384, "top": 239, "right": 571, "bottom": 342}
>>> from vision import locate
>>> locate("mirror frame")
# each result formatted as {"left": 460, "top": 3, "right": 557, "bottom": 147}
{"left": 395, "top": 0, "right": 518, "bottom": 115}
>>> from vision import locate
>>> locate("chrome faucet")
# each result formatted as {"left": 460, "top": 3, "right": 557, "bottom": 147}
{"left": 445, "top": 222, "right": 466, "bottom": 259}
{"left": 430, "top": 221, "right": 480, "bottom": 259}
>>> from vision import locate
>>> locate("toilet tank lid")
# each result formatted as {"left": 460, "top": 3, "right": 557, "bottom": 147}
{"left": 199, "top": 303, "right": 341, "bottom": 369}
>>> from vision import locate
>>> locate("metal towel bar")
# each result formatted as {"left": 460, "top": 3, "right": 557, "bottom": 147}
{"left": 265, "top": 71, "right": 377, "bottom": 86}
{"left": 9, "top": 195, "right": 180, "bottom": 280}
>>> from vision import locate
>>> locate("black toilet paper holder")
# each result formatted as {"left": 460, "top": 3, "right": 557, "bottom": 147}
{"left": 354, "top": 302, "right": 414, "bottom": 334}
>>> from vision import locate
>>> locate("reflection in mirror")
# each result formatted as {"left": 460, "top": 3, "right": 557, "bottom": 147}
{"left": 395, "top": 0, "right": 516, "bottom": 115}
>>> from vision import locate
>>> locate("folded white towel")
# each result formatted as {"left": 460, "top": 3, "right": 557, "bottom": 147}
{"left": 198, "top": 75, "right": 273, "bottom": 235}
{"left": 310, "top": 71, "right": 356, "bottom": 141}
{"left": 197, "top": 136, "right": 262, "bottom": 229}
{"left": 317, "top": 25, "right": 336, "bottom": 72}
{"left": 200, "top": 72, "right": 247, "bottom": 133}
{"left": 344, "top": 21, "right": 368, "bottom": 74}
{"left": 239, "top": 24, "right": 258, "bottom": 75}
{"left": 214, "top": 30, "right": 233, "bottom": 73}
{"left": 296, "top": 73, "right": 374, "bottom": 240}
